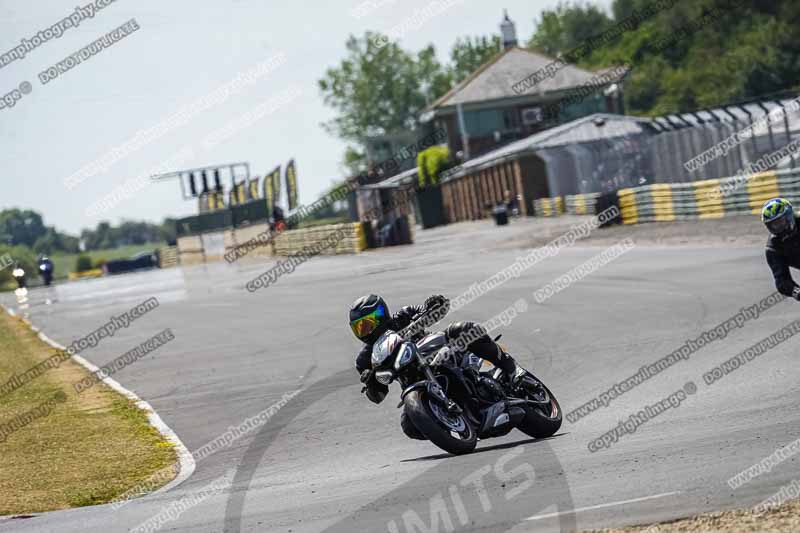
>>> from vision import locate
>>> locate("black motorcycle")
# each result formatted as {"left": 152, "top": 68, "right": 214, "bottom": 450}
{"left": 38, "top": 259, "right": 54, "bottom": 286}
{"left": 371, "top": 311, "right": 562, "bottom": 455}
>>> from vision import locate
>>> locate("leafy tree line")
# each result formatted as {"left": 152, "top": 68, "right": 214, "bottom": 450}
{"left": 528, "top": 0, "right": 800, "bottom": 115}
{"left": 0, "top": 208, "right": 176, "bottom": 255}
{"left": 320, "top": 34, "right": 501, "bottom": 173}
{"left": 320, "top": 0, "right": 800, "bottom": 168}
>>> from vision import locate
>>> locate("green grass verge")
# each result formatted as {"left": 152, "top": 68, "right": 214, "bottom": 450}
{"left": 0, "top": 311, "right": 177, "bottom": 516}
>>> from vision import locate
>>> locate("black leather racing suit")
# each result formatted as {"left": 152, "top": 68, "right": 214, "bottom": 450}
{"left": 355, "top": 305, "right": 517, "bottom": 401}
{"left": 766, "top": 219, "right": 800, "bottom": 298}
{"left": 355, "top": 302, "right": 518, "bottom": 440}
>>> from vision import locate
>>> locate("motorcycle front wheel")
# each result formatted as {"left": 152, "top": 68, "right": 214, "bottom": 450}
{"left": 403, "top": 390, "right": 477, "bottom": 455}
{"left": 516, "top": 373, "right": 562, "bottom": 439}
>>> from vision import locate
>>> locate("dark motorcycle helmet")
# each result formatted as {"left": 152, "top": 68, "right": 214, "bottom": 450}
{"left": 349, "top": 294, "right": 389, "bottom": 344}
{"left": 762, "top": 198, "right": 796, "bottom": 238}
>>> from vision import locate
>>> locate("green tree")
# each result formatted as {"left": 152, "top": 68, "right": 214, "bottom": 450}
{"left": 33, "top": 227, "right": 80, "bottom": 255}
{"left": 319, "top": 33, "right": 449, "bottom": 145}
{"left": 527, "top": 1, "right": 613, "bottom": 57}
{"left": 159, "top": 218, "right": 177, "bottom": 245}
{"left": 75, "top": 255, "right": 93, "bottom": 272}
{"left": 449, "top": 35, "right": 502, "bottom": 83}
{"left": 524, "top": 0, "right": 800, "bottom": 116}
{"left": 318, "top": 32, "right": 453, "bottom": 162}
{"left": 417, "top": 146, "right": 452, "bottom": 188}
{"left": 0, "top": 209, "right": 47, "bottom": 248}
{"left": 0, "top": 244, "right": 36, "bottom": 288}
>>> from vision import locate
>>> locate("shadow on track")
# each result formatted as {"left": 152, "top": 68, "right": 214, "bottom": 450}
{"left": 222, "top": 369, "right": 575, "bottom": 532}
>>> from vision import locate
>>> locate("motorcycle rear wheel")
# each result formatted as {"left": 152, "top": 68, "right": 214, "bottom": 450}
{"left": 404, "top": 390, "right": 477, "bottom": 455}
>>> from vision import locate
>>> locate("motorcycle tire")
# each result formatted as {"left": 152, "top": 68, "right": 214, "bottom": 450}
{"left": 517, "top": 376, "right": 562, "bottom": 439}
{"left": 404, "top": 390, "right": 477, "bottom": 455}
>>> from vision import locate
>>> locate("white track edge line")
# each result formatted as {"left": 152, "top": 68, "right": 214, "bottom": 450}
{"left": 0, "top": 304, "right": 196, "bottom": 508}
{"left": 525, "top": 491, "right": 682, "bottom": 521}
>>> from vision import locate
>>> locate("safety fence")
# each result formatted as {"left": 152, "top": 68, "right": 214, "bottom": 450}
{"left": 617, "top": 168, "right": 800, "bottom": 224}
{"left": 177, "top": 198, "right": 270, "bottom": 238}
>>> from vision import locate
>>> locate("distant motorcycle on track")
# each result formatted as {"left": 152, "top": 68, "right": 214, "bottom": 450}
{"left": 38, "top": 256, "right": 54, "bottom": 286}
{"left": 369, "top": 310, "right": 562, "bottom": 455}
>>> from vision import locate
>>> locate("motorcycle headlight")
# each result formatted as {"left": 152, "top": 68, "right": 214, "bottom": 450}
{"left": 375, "top": 370, "right": 394, "bottom": 385}
{"left": 394, "top": 343, "right": 417, "bottom": 371}
{"left": 372, "top": 332, "right": 402, "bottom": 368}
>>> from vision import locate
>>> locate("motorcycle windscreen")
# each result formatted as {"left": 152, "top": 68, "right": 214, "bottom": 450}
{"left": 372, "top": 331, "right": 403, "bottom": 368}
{"left": 416, "top": 332, "right": 446, "bottom": 355}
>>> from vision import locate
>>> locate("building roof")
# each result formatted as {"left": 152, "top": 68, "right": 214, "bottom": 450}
{"left": 650, "top": 96, "right": 800, "bottom": 135}
{"left": 359, "top": 166, "right": 418, "bottom": 190}
{"left": 426, "top": 47, "right": 620, "bottom": 111}
{"left": 442, "top": 113, "right": 655, "bottom": 180}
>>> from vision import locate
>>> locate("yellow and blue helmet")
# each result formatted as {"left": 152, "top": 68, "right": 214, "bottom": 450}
{"left": 762, "top": 198, "right": 796, "bottom": 237}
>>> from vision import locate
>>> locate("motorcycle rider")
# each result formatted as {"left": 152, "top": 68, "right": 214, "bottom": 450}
{"left": 763, "top": 198, "right": 800, "bottom": 300}
{"left": 38, "top": 255, "right": 54, "bottom": 286}
{"left": 11, "top": 261, "right": 27, "bottom": 289}
{"left": 349, "top": 294, "right": 521, "bottom": 439}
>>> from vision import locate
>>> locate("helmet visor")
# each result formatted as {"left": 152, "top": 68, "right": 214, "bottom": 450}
{"left": 350, "top": 306, "right": 386, "bottom": 339}
{"left": 767, "top": 214, "right": 793, "bottom": 235}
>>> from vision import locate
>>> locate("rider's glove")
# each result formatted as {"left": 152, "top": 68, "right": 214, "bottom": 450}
{"left": 359, "top": 369, "right": 373, "bottom": 386}
{"left": 359, "top": 369, "right": 388, "bottom": 404}
{"left": 424, "top": 294, "right": 449, "bottom": 313}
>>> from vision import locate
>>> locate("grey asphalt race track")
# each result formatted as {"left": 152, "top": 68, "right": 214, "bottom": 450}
{"left": 2, "top": 218, "right": 799, "bottom": 533}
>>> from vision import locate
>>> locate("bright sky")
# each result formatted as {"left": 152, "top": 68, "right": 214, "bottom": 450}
{"left": 0, "top": 0, "right": 612, "bottom": 235}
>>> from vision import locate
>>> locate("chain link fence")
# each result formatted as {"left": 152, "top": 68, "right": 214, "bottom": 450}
{"left": 542, "top": 98, "right": 800, "bottom": 197}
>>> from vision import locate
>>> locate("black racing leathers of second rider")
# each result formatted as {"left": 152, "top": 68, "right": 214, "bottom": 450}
{"left": 765, "top": 216, "right": 800, "bottom": 300}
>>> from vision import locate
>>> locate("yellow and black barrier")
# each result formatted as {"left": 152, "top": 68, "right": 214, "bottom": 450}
{"left": 157, "top": 246, "right": 178, "bottom": 268}
{"left": 565, "top": 193, "right": 603, "bottom": 215}
{"left": 68, "top": 268, "right": 104, "bottom": 281}
{"left": 617, "top": 169, "right": 800, "bottom": 224}
{"left": 534, "top": 196, "right": 564, "bottom": 217}
{"left": 272, "top": 223, "right": 367, "bottom": 256}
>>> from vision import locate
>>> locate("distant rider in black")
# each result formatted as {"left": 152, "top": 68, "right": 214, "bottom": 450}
{"left": 762, "top": 198, "right": 800, "bottom": 300}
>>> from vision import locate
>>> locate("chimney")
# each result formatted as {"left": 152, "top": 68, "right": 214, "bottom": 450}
{"left": 500, "top": 10, "right": 518, "bottom": 50}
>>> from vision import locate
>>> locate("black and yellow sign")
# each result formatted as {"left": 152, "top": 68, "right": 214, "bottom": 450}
{"left": 249, "top": 178, "right": 260, "bottom": 200}
{"left": 229, "top": 182, "right": 247, "bottom": 206}
{"left": 206, "top": 192, "right": 225, "bottom": 211}
{"left": 272, "top": 166, "right": 281, "bottom": 207}
{"left": 264, "top": 165, "right": 281, "bottom": 208}
{"left": 285, "top": 159, "right": 298, "bottom": 210}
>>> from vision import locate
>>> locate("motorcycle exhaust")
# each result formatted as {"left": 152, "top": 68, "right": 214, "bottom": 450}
{"left": 479, "top": 403, "right": 526, "bottom": 438}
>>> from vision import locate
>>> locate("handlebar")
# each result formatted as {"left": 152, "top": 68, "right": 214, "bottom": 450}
{"left": 399, "top": 302, "right": 449, "bottom": 341}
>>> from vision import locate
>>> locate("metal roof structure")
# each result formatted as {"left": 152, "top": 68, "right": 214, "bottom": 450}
{"left": 425, "top": 47, "right": 625, "bottom": 113}
{"left": 359, "top": 166, "right": 418, "bottom": 190}
{"left": 441, "top": 113, "right": 655, "bottom": 181}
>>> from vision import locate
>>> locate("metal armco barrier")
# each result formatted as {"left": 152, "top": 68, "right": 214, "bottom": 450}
{"left": 617, "top": 168, "right": 800, "bottom": 224}
{"left": 534, "top": 196, "right": 564, "bottom": 217}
